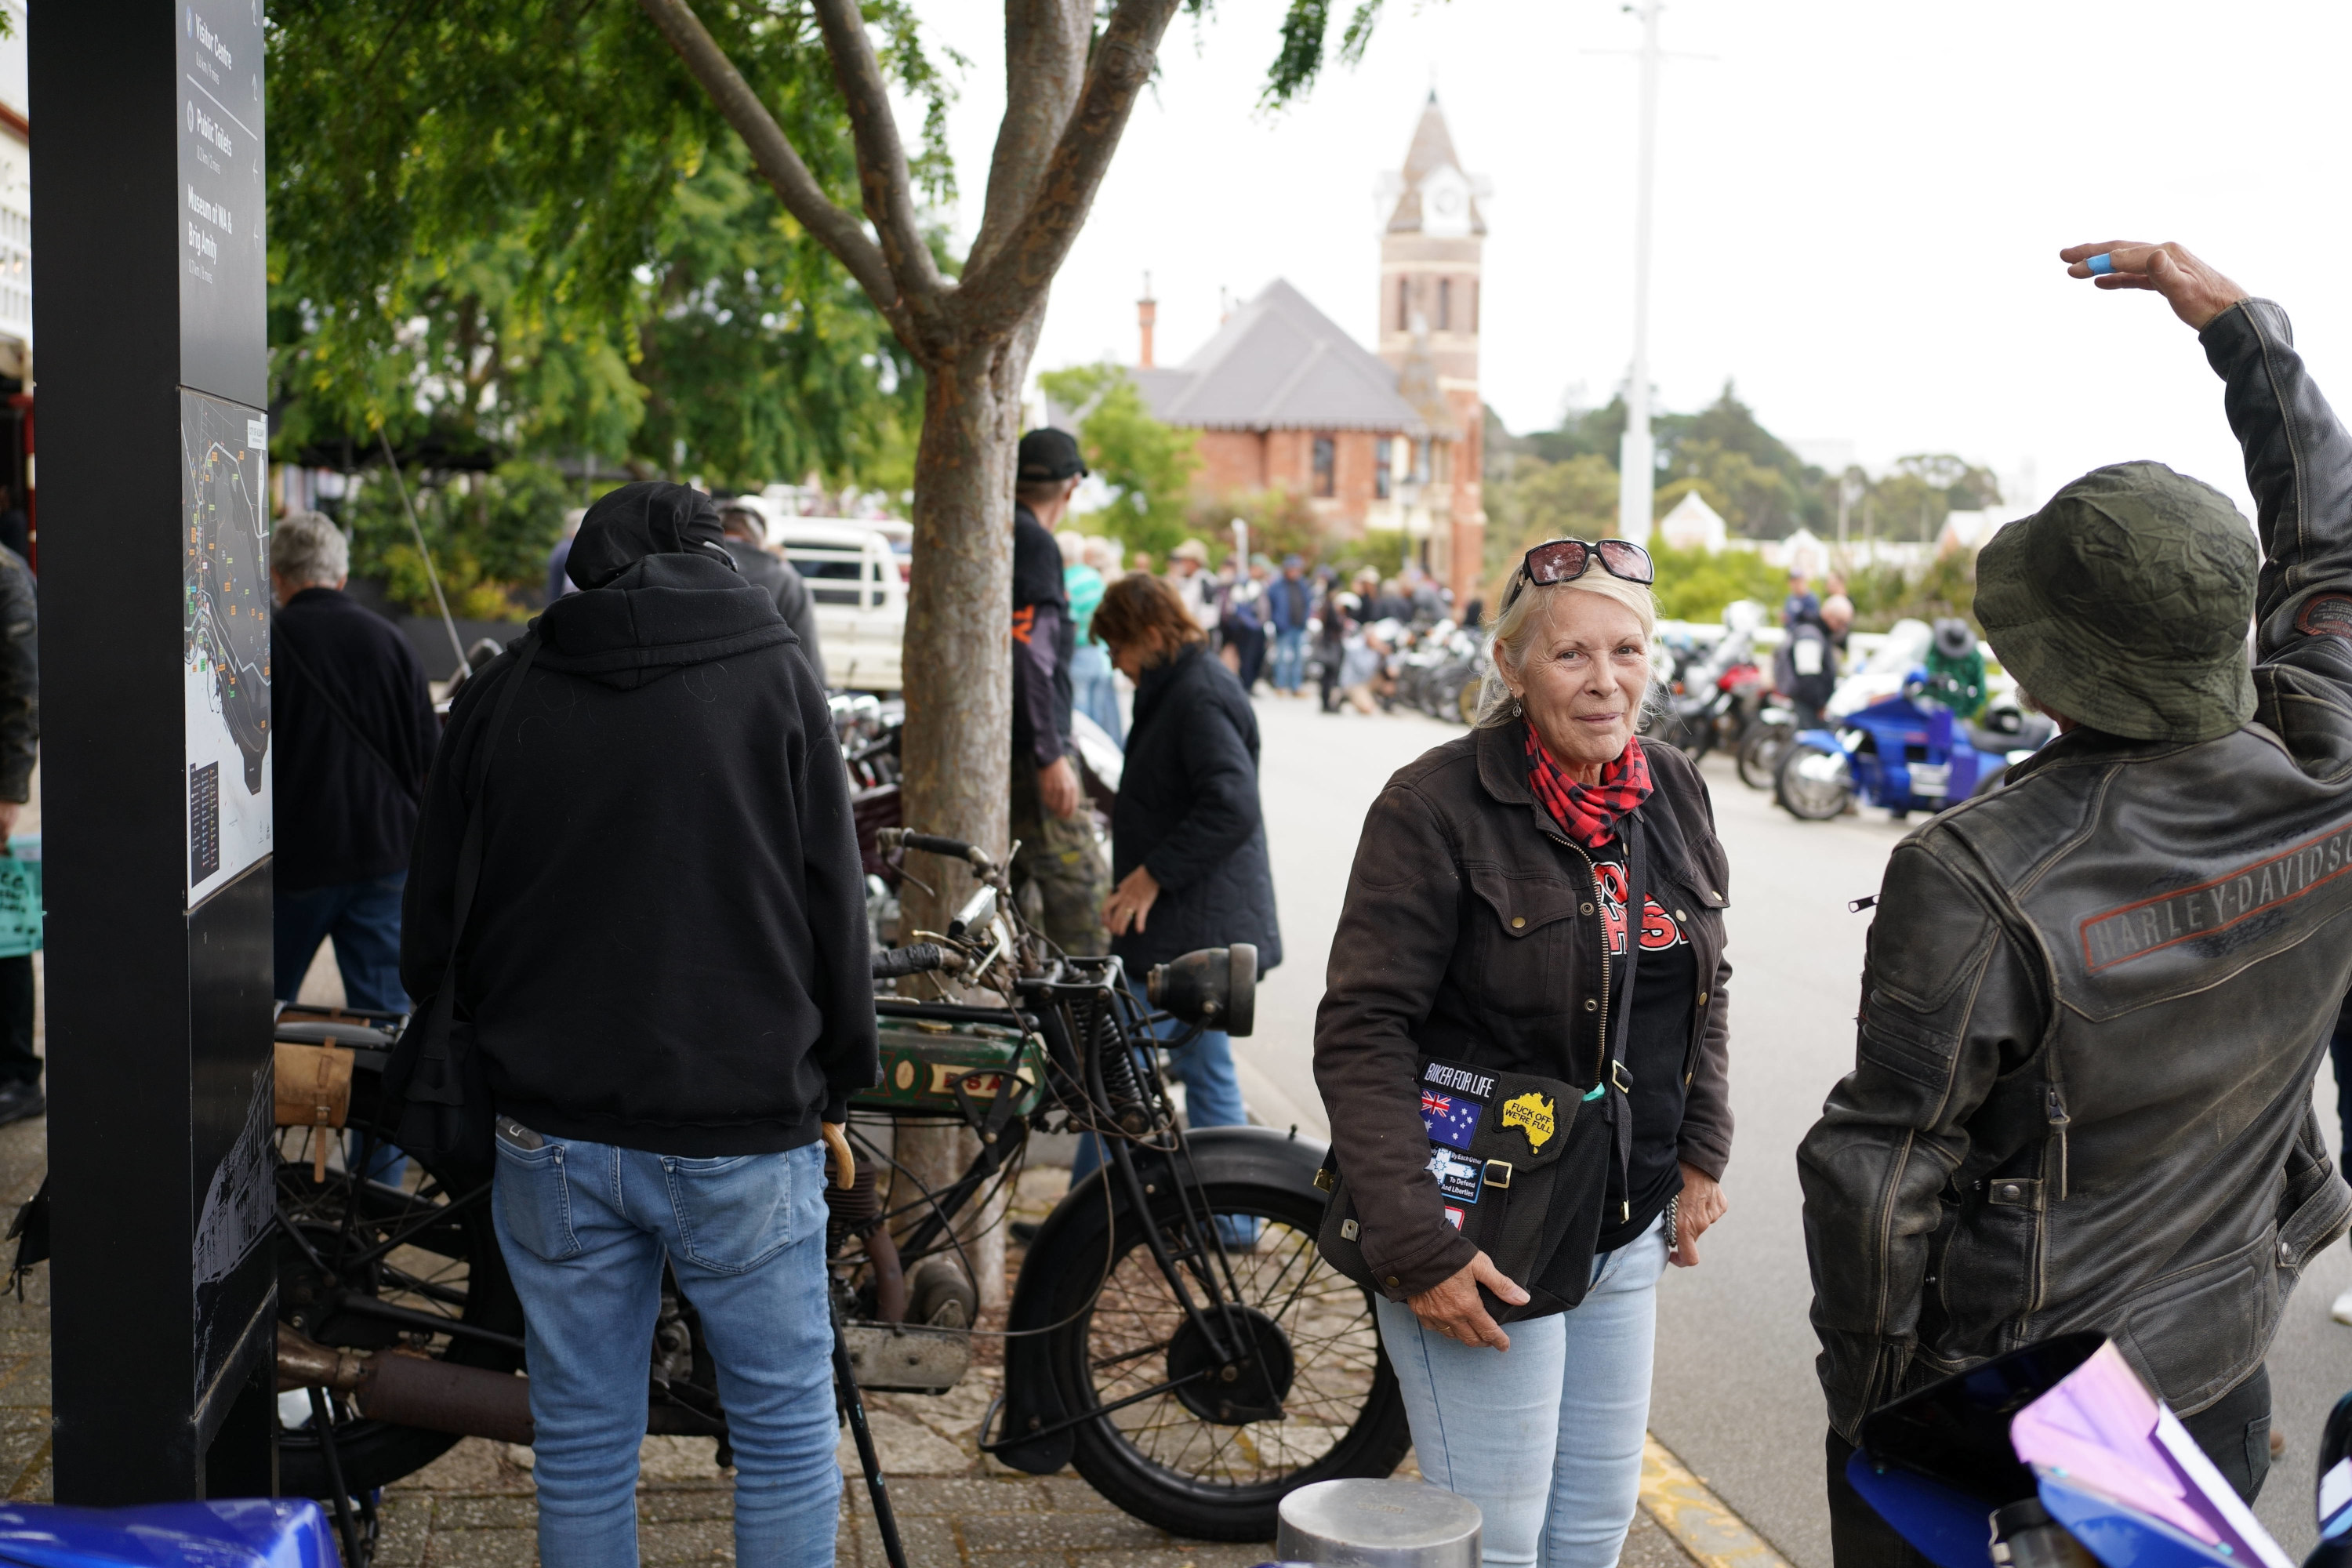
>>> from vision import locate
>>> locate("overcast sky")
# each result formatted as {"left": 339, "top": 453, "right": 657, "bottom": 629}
{"left": 912, "top": 0, "right": 2352, "bottom": 517}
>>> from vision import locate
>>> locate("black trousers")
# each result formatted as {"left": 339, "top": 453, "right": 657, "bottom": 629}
{"left": 0, "top": 954, "right": 35, "bottom": 1087}
{"left": 1825, "top": 1365, "right": 2271, "bottom": 1568}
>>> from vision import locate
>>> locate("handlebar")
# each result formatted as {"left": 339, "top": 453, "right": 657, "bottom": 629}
{"left": 876, "top": 829, "right": 996, "bottom": 873}
{"left": 871, "top": 942, "right": 966, "bottom": 981}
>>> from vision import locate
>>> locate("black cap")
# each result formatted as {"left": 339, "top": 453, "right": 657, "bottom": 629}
{"left": 1018, "top": 427, "right": 1088, "bottom": 483}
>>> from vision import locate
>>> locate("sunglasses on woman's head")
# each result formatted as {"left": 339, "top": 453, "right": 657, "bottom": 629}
{"left": 1501, "top": 538, "right": 1656, "bottom": 610}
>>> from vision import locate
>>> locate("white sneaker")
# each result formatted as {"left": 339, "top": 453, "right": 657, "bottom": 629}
{"left": 2331, "top": 1287, "right": 2352, "bottom": 1326}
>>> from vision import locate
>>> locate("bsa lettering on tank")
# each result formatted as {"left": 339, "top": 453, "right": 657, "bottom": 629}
{"left": 2080, "top": 820, "right": 2352, "bottom": 972}
{"left": 931, "top": 1062, "right": 1004, "bottom": 1097}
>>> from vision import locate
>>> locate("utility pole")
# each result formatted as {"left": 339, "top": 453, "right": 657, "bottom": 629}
{"left": 1617, "top": 0, "right": 1664, "bottom": 545}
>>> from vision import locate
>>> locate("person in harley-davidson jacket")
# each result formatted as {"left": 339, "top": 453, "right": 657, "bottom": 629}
{"left": 1802, "top": 242, "right": 2352, "bottom": 1563}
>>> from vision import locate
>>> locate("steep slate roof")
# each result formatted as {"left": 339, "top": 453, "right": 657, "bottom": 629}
{"left": 1386, "top": 92, "right": 1486, "bottom": 236}
{"left": 1131, "top": 280, "right": 1427, "bottom": 435}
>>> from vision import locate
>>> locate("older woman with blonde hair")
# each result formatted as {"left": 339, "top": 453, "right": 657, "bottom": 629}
{"left": 1313, "top": 537, "right": 1734, "bottom": 1567}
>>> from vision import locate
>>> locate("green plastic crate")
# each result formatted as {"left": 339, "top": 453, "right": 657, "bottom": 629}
{"left": 0, "top": 836, "right": 42, "bottom": 960}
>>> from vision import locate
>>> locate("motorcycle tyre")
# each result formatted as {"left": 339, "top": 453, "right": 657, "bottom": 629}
{"left": 1775, "top": 739, "right": 1853, "bottom": 822}
{"left": 1036, "top": 1174, "right": 1410, "bottom": 1541}
{"left": 1737, "top": 723, "right": 1793, "bottom": 791}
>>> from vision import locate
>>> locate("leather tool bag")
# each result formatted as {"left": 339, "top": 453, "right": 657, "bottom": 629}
{"left": 1314, "top": 817, "right": 1647, "bottom": 1323}
{"left": 379, "top": 637, "right": 540, "bottom": 1183}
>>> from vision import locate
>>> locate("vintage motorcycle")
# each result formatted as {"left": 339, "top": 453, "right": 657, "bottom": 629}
{"left": 254, "top": 829, "right": 1403, "bottom": 1559}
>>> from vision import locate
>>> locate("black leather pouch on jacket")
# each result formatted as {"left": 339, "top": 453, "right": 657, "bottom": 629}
{"left": 1315, "top": 1061, "right": 1613, "bottom": 1323}
{"left": 380, "top": 639, "right": 539, "bottom": 1184}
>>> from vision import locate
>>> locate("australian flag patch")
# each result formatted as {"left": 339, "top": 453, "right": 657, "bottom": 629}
{"left": 1420, "top": 1089, "right": 1481, "bottom": 1151}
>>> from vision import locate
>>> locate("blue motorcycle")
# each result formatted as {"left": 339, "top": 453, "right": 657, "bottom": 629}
{"left": 1775, "top": 677, "right": 2053, "bottom": 822}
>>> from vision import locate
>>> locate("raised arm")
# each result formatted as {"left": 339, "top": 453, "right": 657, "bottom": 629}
{"left": 2063, "top": 241, "right": 2352, "bottom": 663}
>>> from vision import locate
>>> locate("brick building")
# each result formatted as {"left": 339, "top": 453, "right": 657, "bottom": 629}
{"left": 1129, "top": 94, "right": 1489, "bottom": 603}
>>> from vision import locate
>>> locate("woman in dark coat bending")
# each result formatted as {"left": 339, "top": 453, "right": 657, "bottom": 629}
{"left": 1076, "top": 572, "right": 1280, "bottom": 1181}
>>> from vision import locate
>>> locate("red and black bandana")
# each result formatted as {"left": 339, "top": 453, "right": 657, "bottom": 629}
{"left": 1525, "top": 726, "right": 1653, "bottom": 850}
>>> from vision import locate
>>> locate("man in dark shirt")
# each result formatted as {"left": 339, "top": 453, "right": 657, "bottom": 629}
{"left": 270, "top": 512, "right": 439, "bottom": 1010}
{"left": 1011, "top": 429, "right": 1108, "bottom": 954}
{"left": 718, "top": 499, "right": 822, "bottom": 673}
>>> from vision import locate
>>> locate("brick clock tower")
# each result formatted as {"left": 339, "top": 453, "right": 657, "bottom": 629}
{"left": 1378, "top": 93, "right": 1489, "bottom": 608}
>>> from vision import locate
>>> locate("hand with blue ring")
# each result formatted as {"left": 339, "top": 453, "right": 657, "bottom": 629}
{"left": 2060, "top": 240, "right": 2248, "bottom": 330}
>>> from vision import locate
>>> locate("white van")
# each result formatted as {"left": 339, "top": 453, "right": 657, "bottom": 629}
{"left": 771, "top": 517, "right": 908, "bottom": 691}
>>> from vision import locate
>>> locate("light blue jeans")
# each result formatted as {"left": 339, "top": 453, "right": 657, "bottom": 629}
{"left": 1271, "top": 626, "right": 1308, "bottom": 692}
{"left": 1376, "top": 1217, "right": 1670, "bottom": 1568}
{"left": 1070, "top": 642, "right": 1124, "bottom": 749}
{"left": 494, "top": 1135, "right": 839, "bottom": 1568}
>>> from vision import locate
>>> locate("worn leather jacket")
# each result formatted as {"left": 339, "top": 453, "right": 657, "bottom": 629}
{"left": 1799, "top": 299, "right": 2352, "bottom": 1441}
{"left": 1316, "top": 720, "right": 1733, "bottom": 1301}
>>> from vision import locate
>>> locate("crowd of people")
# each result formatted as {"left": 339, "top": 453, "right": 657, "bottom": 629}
{"left": 118, "top": 234, "right": 2352, "bottom": 1568}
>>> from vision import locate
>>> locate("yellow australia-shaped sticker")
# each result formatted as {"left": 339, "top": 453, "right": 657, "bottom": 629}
{"left": 1500, "top": 1090, "right": 1556, "bottom": 1152}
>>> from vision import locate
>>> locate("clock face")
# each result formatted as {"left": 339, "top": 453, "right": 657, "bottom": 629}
{"left": 1434, "top": 188, "right": 1462, "bottom": 216}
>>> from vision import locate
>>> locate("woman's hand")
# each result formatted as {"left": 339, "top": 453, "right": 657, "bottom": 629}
{"left": 1102, "top": 865, "right": 1161, "bottom": 936}
{"left": 1406, "top": 1250, "right": 1529, "bottom": 1351}
{"left": 1669, "top": 1163, "right": 1726, "bottom": 1268}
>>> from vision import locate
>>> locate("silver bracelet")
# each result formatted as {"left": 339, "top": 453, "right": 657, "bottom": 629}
{"left": 1665, "top": 1195, "right": 1679, "bottom": 1256}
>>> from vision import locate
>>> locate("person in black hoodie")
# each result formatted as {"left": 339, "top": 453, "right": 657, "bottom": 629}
{"left": 1078, "top": 572, "right": 1279, "bottom": 1190}
{"left": 401, "top": 481, "right": 877, "bottom": 1568}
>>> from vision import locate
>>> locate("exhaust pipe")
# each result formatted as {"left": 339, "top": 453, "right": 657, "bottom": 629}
{"left": 278, "top": 1325, "right": 536, "bottom": 1446}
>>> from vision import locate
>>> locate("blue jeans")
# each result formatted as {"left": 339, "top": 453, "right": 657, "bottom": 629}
{"left": 274, "top": 871, "right": 410, "bottom": 1011}
{"left": 1377, "top": 1218, "right": 1670, "bottom": 1568}
{"left": 1071, "top": 642, "right": 1124, "bottom": 749}
{"left": 494, "top": 1135, "right": 840, "bottom": 1568}
{"left": 1271, "top": 626, "right": 1308, "bottom": 692}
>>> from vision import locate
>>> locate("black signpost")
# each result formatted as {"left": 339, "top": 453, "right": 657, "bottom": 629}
{"left": 35, "top": 1, "right": 278, "bottom": 1500}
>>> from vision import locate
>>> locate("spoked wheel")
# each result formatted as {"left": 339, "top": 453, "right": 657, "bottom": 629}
{"left": 1775, "top": 738, "right": 1854, "bottom": 820}
{"left": 1737, "top": 721, "right": 1793, "bottom": 789}
{"left": 274, "top": 1112, "right": 524, "bottom": 1498}
{"left": 1041, "top": 1176, "right": 1409, "bottom": 1541}
{"left": 1454, "top": 677, "right": 1481, "bottom": 726}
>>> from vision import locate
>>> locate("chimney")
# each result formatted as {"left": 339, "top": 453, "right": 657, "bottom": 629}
{"left": 1137, "top": 272, "right": 1157, "bottom": 369}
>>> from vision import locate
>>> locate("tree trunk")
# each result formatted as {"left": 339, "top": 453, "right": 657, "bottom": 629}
{"left": 891, "top": 320, "right": 1041, "bottom": 1308}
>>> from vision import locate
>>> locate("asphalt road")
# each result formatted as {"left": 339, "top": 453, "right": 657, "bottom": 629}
{"left": 1240, "top": 692, "right": 2352, "bottom": 1567}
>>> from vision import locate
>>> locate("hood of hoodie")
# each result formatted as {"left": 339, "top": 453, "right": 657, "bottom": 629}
{"left": 534, "top": 554, "right": 792, "bottom": 690}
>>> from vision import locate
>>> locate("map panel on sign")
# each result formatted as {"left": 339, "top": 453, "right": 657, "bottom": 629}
{"left": 183, "top": 388, "right": 271, "bottom": 907}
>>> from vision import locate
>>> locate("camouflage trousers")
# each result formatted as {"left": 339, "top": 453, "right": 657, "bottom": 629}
{"left": 1009, "top": 753, "right": 1109, "bottom": 956}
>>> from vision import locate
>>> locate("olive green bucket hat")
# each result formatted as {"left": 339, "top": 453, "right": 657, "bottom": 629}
{"left": 1974, "top": 460, "right": 2256, "bottom": 744}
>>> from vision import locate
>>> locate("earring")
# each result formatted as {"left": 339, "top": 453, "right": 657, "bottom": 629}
{"left": 1511, "top": 696, "right": 1523, "bottom": 719}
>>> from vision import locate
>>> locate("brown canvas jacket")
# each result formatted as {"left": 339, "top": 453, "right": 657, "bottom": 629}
{"left": 1314, "top": 719, "right": 1734, "bottom": 1300}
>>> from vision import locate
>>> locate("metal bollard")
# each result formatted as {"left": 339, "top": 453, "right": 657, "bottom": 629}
{"left": 1273, "top": 1478, "right": 1483, "bottom": 1567}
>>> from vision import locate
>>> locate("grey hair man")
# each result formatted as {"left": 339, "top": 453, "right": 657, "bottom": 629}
{"left": 1802, "top": 241, "right": 2352, "bottom": 1563}
{"left": 270, "top": 510, "right": 438, "bottom": 1015}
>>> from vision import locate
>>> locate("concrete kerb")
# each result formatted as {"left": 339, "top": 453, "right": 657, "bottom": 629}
{"left": 1640, "top": 1434, "right": 1795, "bottom": 1568}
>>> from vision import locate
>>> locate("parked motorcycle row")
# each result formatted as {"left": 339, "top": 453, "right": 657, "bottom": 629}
{"left": 1642, "top": 609, "right": 2055, "bottom": 823}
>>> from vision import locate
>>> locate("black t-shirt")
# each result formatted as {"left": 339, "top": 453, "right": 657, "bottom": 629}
{"left": 1588, "top": 837, "right": 1697, "bottom": 1253}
